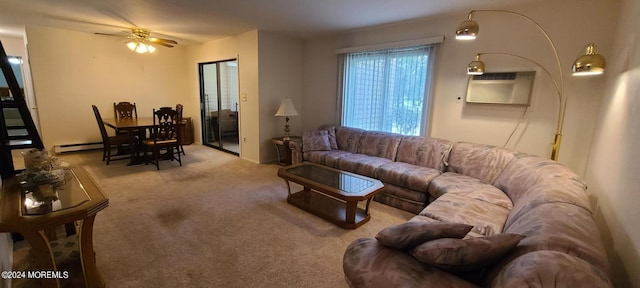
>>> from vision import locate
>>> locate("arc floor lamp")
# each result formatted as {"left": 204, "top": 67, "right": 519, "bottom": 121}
{"left": 455, "top": 10, "right": 606, "bottom": 160}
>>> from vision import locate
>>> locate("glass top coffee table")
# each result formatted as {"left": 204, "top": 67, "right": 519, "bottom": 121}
{"left": 277, "top": 162, "right": 384, "bottom": 229}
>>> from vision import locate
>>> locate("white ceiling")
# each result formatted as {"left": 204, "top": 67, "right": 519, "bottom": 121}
{"left": 0, "top": 0, "right": 542, "bottom": 45}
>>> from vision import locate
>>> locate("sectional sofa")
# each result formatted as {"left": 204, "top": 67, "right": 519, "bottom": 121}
{"left": 289, "top": 125, "right": 611, "bottom": 287}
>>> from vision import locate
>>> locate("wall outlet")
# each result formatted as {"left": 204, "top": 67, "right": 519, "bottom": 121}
{"left": 242, "top": 93, "right": 247, "bottom": 102}
{"left": 243, "top": 137, "right": 247, "bottom": 143}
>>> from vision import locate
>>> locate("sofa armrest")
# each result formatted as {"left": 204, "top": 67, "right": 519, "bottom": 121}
{"left": 288, "top": 140, "right": 303, "bottom": 165}
{"left": 343, "top": 238, "right": 479, "bottom": 288}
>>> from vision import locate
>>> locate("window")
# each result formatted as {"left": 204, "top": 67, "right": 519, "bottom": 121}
{"left": 340, "top": 44, "right": 436, "bottom": 136}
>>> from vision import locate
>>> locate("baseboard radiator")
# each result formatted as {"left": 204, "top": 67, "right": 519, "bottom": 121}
{"left": 53, "top": 142, "right": 103, "bottom": 153}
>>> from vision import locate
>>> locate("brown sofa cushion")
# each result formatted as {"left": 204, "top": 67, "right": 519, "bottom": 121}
{"left": 356, "top": 131, "right": 402, "bottom": 160}
{"left": 395, "top": 136, "right": 453, "bottom": 171}
{"left": 420, "top": 193, "right": 511, "bottom": 237}
{"left": 335, "top": 154, "right": 393, "bottom": 178}
{"left": 411, "top": 234, "right": 525, "bottom": 272}
{"left": 427, "top": 172, "right": 513, "bottom": 209}
{"left": 373, "top": 192, "right": 426, "bottom": 215}
{"left": 335, "top": 126, "right": 365, "bottom": 153}
{"left": 375, "top": 162, "right": 441, "bottom": 192}
{"left": 375, "top": 222, "right": 473, "bottom": 250}
{"left": 447, "top": 142, "right": 519, "bottom": 184}
{"left": 303, "top": 150, "right": 353, "bottom": 167}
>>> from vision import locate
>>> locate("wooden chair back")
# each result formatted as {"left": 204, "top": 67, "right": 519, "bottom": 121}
{"left": 176, "top": 104, "right": 184, "bottom": 123}
{"left": 175, "top": 104, "right": 186, "bottom": 155}
{"left": 92, "top": 105, "right": 109, "bottom": 141}
{"left": 152, "top": 108, "right": 180, "bottom": 143}
{"left": 114, "top": 102, "right": 137, "bottom": 119}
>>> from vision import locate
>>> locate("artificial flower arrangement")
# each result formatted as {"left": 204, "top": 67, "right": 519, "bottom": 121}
{"left": 19, "top": 149, "right": 68, "bottom": 185}
{"left": 18, "top": 149, "right": 73, "bottom": 214}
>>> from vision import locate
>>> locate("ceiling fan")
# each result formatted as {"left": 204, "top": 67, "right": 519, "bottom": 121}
{"left": 96, "top": 28, "right": 178, "bottom": 53}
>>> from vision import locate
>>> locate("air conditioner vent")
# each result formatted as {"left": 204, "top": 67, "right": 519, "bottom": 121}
{"left": 466, "top": 71, "right": 536, "bottom": 106}
{"left": 473, "top": 72, "right": 517, "bottom": 81}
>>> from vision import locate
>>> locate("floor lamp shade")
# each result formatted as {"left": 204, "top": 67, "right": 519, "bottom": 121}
{"left": 455, "top": 19, "right": 479, "bottom": 40}
{"left": 467, "top": 54, "right": 485, "bottom": 75}
{"left": 572, "top": 43, "right": 606, "bottom": 76}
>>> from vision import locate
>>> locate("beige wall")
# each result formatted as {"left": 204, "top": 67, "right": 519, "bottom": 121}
{"left": 585, "top": 0, "right": 639, "bottom": 286}
{"left": 301, "top": 37, "right": 341, "bottom": 130}
{"left": 182, "top": 30, "right": 303, "bottom": 164}
{"left": 257, "top": 31, "right": 303, "bottom": 163}
{"left": 25, "top": 26, "right": 189, "bottom": 150}
{"left": 186, "top": 30, "right": 260, "bottom": 162}
{"left": 0, "top": 36, "right": 24, "bottom": 56}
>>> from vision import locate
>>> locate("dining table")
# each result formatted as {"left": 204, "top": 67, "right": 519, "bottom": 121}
{"left": 102, "top": 117, "right": 155, "bottom": 165}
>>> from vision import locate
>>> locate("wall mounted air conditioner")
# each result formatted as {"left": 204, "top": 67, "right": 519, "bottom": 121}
{"left": 466, "top": 71, "right": 536, "bottom": 106}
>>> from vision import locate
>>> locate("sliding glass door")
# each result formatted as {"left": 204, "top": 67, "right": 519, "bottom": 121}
{"left": 199, "top": 59, "right": 240, "bottom": 155}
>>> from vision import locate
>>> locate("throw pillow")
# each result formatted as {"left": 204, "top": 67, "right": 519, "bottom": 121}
{"left": 302, "top": 130, "right": 331, "bottom": 152}
{"left": 375, "top": 222, "right": 473, "bottom": 250}
{"left": 411, "top": 233, "right": 525, "bottom": 272}
{"left": 325, "top": 126, "right": 338, "bottom": 149}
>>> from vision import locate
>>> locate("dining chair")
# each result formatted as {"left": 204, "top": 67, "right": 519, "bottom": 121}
{"left": 113, "top": 102, "right": 138, "bottom": 136}
{"left": 142, "top": 108, "right": 182, "bottom": 170}
{"left": 176, "top": 103, "right": 186, "bottom": 155}
{"left": 92, "top": 105, "right": 131, "bottom": 165}
{"left": 113, "top": 102, "right": 137, "bottom": 119}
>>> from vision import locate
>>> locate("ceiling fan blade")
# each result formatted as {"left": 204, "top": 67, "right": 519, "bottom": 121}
{"left": 154, "top": 42, "right": 175, "bottom": 48}
{"left": 96, "top": 27, "right": 178, "bottom": 49}
{"left": 149, "top": 37, "right": 178, "bottom": 45}
{"left": 94, "top": 32, "right": 127, "bottom": 37}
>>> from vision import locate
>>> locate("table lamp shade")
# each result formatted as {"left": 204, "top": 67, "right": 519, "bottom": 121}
{"left": 275, "top": 99, "right": 299, "bottom": 117}
{"left": 275, "top": 99, "right": 298, "bottom": 141}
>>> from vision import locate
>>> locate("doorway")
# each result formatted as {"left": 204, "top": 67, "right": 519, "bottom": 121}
{"left": 199, "top": 59, "right": 240, "bottom": 155}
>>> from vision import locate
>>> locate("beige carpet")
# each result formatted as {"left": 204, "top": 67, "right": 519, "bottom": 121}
{"left": 54, "top": 145, "right": 414, "bottom": 288}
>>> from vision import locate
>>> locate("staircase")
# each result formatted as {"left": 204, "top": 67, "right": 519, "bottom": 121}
{"left": 0, "top": 40, "right": 43, "bottom": 180}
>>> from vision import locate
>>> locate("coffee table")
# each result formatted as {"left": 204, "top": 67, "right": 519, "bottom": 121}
{"left": 277, "top": 162, "right": 384, "bottom": 229}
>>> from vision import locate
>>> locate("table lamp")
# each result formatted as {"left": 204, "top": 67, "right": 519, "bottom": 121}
{"left": 275, "top": 98, "right": 299, "bottom": 141}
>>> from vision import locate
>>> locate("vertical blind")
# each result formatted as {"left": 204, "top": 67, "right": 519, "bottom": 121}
{"left": 341, "top": 45, "right": 433, "bottom": 136}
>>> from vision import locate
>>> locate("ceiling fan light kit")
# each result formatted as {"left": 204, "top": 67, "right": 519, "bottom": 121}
{"left": 126, "top": 40, "right": 156, "bottom": 53}
{"left": 126, "top": 28, "right": 156, "bottom": 54}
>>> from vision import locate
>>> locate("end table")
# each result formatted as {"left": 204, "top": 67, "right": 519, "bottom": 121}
{"left": 271, "top": 136, "right": 301, "bottom": 166}
{"left": 0, "top": 167, "right": 108, "bottom": 288}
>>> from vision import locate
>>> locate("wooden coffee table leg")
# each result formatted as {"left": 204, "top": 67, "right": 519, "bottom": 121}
{"left": 302, "top": 186, "right": 312, "bottom": 201}
{"left": 345, "top": 201, "right": 357, "bottom": 225}
{"left": 283, "top": 179, "right": 292, "bottom": 197}
{"left": 364, "top": 198, "right": 373, "bottom": 215}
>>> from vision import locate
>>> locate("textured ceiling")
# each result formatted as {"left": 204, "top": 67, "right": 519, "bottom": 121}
{"left": 0, "top": 0, "right": 542, "bottom": 45}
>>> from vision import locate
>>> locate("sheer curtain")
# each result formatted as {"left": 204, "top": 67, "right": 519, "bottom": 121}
{"left": 341, "top": 45, "right": 434, "bottom": 136}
